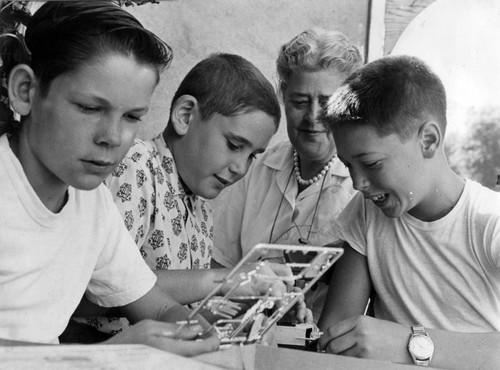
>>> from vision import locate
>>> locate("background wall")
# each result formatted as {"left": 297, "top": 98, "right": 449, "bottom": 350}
{"left": 125, "top": 0, "right": 370, "bottom": 143}
{"left": 383, "top": 0, "right": 436, "bottom": 55}
{"left": 24, "top": 1, "right": 497, "bottom": 187}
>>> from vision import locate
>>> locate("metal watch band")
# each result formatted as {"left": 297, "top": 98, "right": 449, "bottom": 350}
{"left": 411, "top": 325, "right": 427, "bottom": 335}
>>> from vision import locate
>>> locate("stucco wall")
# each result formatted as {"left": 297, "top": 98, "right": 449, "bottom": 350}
{"left": 126, "top": 0, "right": 369, "bottom": 143}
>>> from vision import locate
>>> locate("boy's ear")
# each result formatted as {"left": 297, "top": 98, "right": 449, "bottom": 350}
{"left": 418, "top": 120, "right": 441, "bottom": 158}
{"left": 170, "top": 94, "right": 199, "bottom": 136}
{"left": 8, "top": 64, "right": 36, "bottom": 116}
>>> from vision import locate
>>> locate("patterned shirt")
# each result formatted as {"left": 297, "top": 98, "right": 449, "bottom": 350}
{"left": 74, "top": 135, "right": 213, "bottom": 334}
{"left": 106, "top": 135, "right": 214, "bottom": 271}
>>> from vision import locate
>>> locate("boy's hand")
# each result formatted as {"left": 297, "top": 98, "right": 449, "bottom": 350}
{"left": 105, "top": 319, "right": 219, "bottom": 357}
{"left": 280, "top": 287, "right": 313, "bottom": 324}
{"left": 220, "top": 261, "right": 293, "bottom": 298}
{"left": 318, "top": 315, "right": 411, "bottom": 363}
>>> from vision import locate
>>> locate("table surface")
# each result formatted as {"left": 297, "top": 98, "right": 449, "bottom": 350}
{"left": 0, "top": 343, "right": 440, "bottom": 370}
{"left": 195, "top": 344, "right": 440, "bottom": 370}
{"left": 0, "top": 344, "right": 223, "bottom": 370}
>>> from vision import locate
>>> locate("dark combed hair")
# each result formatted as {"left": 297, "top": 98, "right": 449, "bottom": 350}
{"left": 25, "top": 0, "right": 173, "bottom": 96}
{"left": 170, "top": 53, "right": 281, "bottom": 128}
{"left": 321, "top": 55, "right": 447, "bottom": 140}
{"left": 0, "top": 1, "right": 172, "bottom": 135}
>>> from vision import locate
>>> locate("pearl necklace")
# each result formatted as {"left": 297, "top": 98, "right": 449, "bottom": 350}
{"left": 293, "top": 150, "right": 335, "bottom": 186}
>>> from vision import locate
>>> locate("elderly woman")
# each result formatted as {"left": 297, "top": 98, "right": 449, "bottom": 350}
{"left": 212, "top": 28, "right": 363, "bottom": 321}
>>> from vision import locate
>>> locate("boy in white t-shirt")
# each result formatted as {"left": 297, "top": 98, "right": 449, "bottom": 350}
{"left": 317, "top": 55, "right": 500, "bottom": 369}
{"left": 0, "top": 1, "right": 218, "bottom": 356}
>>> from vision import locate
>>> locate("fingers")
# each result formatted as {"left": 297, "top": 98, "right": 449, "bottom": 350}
{"left": 321, "top": 332, "right": 357, "bottom": 355}
{"left": 237, "top": 262, "right": 294, "bottom": 296}
{"left": 129, "top": 320, "right": 202, "bottom": 340}
{"left": 305, "top": 308, "right": 314, "bottom": 324}
{"left": 252, "top": 276, "right": 287, "bottom": 298}
{"left": 170, "top": 322, "right": 204, "bottom": 340}
{"left": 290, "top": 287, "right": 307, "bottom": 323}
{"left": 294, "top": 305, "right": 306, "bottom": 323}
{"left": 269, "top": 279, "right": 287, "bottom": 298}
{"left": 318, "top": 316, "right": 356, "bottom": 351}
{"left": 107, "top": 319, "right": 220, "bottom": 357}
{"left": 266, "top": 261, "right": 292, "bottom": 277}
{"left": 151, "top": 333, "right": 220, "bottom": 357}
{"left": 266, "top": 262, "right": 294, "bottom": 291}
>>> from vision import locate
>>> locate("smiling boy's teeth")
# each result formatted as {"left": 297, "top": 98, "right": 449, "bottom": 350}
{"left": 371, "top": 194, "right": 386, "bottom": 201}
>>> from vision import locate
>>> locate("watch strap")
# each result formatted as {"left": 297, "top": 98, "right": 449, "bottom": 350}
{"left": 411, "top": 325, "right": 427, "bottom": 335}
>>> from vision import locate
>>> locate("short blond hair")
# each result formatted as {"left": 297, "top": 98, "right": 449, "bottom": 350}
{"left": 276, "top": 28, "right": 363, "bottom": 92}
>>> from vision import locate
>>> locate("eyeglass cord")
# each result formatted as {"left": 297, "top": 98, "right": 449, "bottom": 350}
{"left": 268, "top": 161, "right": 329, "bottom": 246}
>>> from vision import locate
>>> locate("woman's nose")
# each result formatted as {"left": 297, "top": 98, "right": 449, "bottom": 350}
{"left": 304, "top": 102, "right": 321, "bottom": 123}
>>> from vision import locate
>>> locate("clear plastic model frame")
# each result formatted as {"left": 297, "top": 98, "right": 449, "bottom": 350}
{"left": 187, "top": 243, "right": 344, "bottom": 346}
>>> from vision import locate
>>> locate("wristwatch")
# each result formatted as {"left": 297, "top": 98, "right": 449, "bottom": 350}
{"left": 408, "top": 325, "right": 434, "bottom": 366}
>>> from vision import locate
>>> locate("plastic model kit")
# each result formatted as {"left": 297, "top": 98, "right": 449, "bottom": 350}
{"left": 187, "top": 243, "right": 344, "bottom": 346}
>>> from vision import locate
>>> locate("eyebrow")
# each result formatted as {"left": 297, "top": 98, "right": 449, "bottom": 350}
{"left": 351, "top": 152, "right": 384, "bottom": 160}
{"left": 289, "top": 93, "right": 331, "bottom": 99}
{"left": 74, "top": 93, "right": 150, "bottom": 113}
{"left": 353, "top": 153, "right": 370, "bottom": 158}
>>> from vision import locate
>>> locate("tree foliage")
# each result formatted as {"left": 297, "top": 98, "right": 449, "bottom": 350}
{"left": 446, "top": 109, "right": 500, "bottom": 189}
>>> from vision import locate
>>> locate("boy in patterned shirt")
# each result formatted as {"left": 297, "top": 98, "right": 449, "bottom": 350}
{"left": 72, "top": 53, "right": 292, "bottom": 335}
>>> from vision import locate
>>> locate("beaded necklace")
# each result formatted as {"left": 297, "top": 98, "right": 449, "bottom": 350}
{"left": 293, "top": 150, "right": 336, "bottom": 187}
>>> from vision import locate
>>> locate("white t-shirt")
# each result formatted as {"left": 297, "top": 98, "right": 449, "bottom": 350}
{"left": 333, "top": 179, "right": 500, "bottom": 332}
{"left": 0, "top": 135, "right": 157, "bottom": 344}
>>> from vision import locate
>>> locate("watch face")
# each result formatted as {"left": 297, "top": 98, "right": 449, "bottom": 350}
{"left": 409, "top": 335, "right": 434, "bottom": 359}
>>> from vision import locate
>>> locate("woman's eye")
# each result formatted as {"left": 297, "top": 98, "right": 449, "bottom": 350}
{"left": 319, "top": 99, "right": 330, "bottom": 108}
{"left": 292, "top": 100, "right": 308, "bottom": 108}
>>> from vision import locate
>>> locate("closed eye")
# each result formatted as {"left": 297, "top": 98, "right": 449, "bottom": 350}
{"left": 338, "top": 158, "right": 350, "bottom": 169}
{"left": 364, "top": 160, "right": 382, "bottom": 169}
{"left": 291, "top": 100, "right": 309, "bottom": 108}
{"left": 227, "top": 140, "right": 241, "bottom": 151}
{"left": 77, "top": 104, "right": 100, "bottom": 113}
{"left": 124, "top": 113, "right": 143, "bottom": 123}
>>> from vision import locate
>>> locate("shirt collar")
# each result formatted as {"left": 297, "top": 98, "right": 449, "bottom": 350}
{"left": 263, "top": 141, "right": 350, "bottom": 178}
{"left": 156, "top": 134, "right": 198, "bottom": 200}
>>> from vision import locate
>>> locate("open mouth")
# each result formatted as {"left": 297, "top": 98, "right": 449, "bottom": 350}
{"left": 369, "top": 193, "right": 388, "bottom": 205}
{"left": 214, "top": 175, "right": 230, "bottom": 187}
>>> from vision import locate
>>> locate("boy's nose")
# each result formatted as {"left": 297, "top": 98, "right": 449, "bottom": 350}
{"left": 228, "top": 155, "right": 250, "bottom": 178}
{"left": 351, "top": 169, "right": 370, "bottom": 191}
{"left": 95, "top": 118, "right": 123, "bottom": 147}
